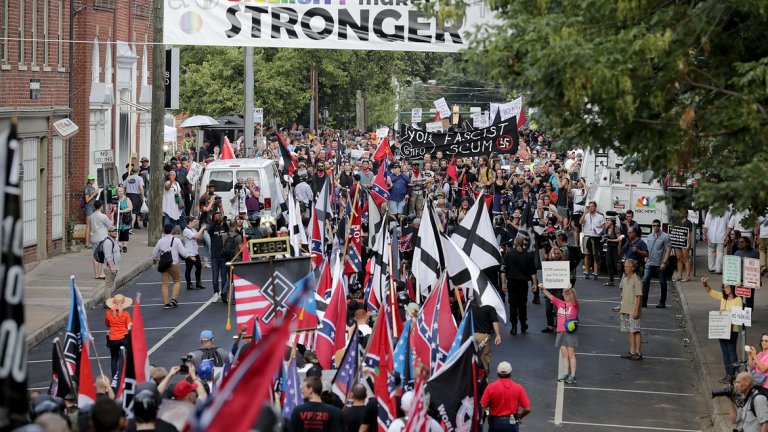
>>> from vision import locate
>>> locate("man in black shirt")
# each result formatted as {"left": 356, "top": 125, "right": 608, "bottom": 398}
{"left": 290, "top": 376, "right": 345, "bottom": 432}
{"left": 207, "top": 212, "right": 229, "bottom": 302}
{"left": 470, "top": 299, "right": 501, "bottom": 379}
{"left": 344, "top": 384, "right": 375, "bottom": 432}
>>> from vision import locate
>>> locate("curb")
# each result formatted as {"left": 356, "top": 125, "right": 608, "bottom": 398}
{"left": 25, "top": 257, "right": 154, "bottom": 350}
{"left": 675, "top": 278, "right": 727, "bottom": 432}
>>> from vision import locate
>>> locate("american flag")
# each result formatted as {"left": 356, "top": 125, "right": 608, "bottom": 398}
{"left": 281, "top": 358, "right": 301, "bottom": 420}
{"left": 331, "top": 328, "right": 359, "bottom": 401}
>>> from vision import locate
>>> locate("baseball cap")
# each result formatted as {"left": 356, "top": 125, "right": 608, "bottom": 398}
{"left": 497, "top": 361, "right": 512, "bottom": 375}
{"left": 180, "top": 156, "right": 188, "bottom": 162}
{"left": 141, "top": 157, "right": 149, "bottom": 162}
{"left": 200, "top": 330, "right": 214, "bottom": 340}
{"left": 87, "top": 174, "right": 96, "bottom": 181}
{"left": 173, "top": 380, "right": 197, "bottom": 400}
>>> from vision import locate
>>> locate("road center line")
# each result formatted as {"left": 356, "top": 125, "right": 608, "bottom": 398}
{"left": 578, "top": 323, "right": 681, "bottom": 332}
{"left": 148, "top": 296, "right": 217, "bottom": 356}
{"left": 29, "top": 356, "right": 110, "bottom": 364}
{"left": 557, "top": 420, "right": 701, "bottom": 431}
{"left": 140, "top": 301, "right": 208, "bottom": 307}
{"left": 565, "top": 386, "right": 693, "bottom": 396}
{"left": 575, "top": 352, "right": 687, "bottom": 361}
{"left": 554, "top": 354, "right": 564, "bottom": 425}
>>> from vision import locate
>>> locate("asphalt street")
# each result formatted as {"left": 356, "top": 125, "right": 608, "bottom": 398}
{"left": 27, "top": 265, "right": 712, "bottom": 431}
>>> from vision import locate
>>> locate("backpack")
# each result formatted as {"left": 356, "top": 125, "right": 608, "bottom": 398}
{"left": 80, "top": 193, "right": 86, "bottom": 210}
{"left": 157, "top": 238, "right": 175, "bottom": 273}
{"left": 749, "top": 387, "right": 768, "bottom": 417}
{"left": 223, "top": 234, "right": 239, "bottom": 261}
{"left": 197, "top": 347, "right": 224, "bottom": 367}
{"left": 93, "top": 239, "right": 109, "bottom": 263}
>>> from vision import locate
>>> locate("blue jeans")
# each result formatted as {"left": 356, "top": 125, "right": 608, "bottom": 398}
{"left": 720, "top": 331, "right": 739, "bottom": 377}
{"left": 488, "top": 417, "right": 519, "bottom": 432}
{"left": 163, "top": 212, "right": 187, "bottom": 231}
{"left": 641, "top": 265, "right": 667, "bottom": 305}
{"left": 210, "top": 257, "right": 228, "bottom": 294}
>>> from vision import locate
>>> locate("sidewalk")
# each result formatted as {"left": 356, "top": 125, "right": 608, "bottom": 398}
{"left": 677, "top": 243, "right": 766, "bottom": 431}
{"left": 24, "top": 229, "right": 154, "bottom": 349}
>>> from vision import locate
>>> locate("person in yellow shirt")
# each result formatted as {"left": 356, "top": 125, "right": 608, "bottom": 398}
{"left": 702, "top": 277, "right": 742, "bottom": 384}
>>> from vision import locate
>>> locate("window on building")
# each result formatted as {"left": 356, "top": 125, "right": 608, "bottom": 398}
{"left": 52, "top": 137, "right": 64, "bottom": 240}
{"left": 57, "top": 0, "right": 62, "bottom": 69}
{"left": 1, "top": 0, "right": 8, "bottom": 63}
{"left": 31, "top": 0, "right": 36, "bottom": 65}
{"left": 43, "top": 0, "right": 48, "bottom": 66}
{"left": 18, "top": 0, "right": 24, "bottom": 65}
{"left": 93, "top": 0, "right": 114, "bottom": 11}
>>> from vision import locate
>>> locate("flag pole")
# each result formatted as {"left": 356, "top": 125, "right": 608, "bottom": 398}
{"left": 53, "top": 338, "right": 77, "bottom": 395}
{"left": 454, "top": 284, "right": 465, "bottom": 317}
{"left": 387, "top": 227, "right": 398, "bottom": 339}
{"left": 339, "top": 185, "right": 360, "bottom": 270}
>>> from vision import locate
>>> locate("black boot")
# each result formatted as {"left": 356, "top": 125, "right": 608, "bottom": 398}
{"left": 509, "top": 325, "right": 517, "bottom": 336}
{"left": 521, "top": 322, "right": 528, "bottom": 333}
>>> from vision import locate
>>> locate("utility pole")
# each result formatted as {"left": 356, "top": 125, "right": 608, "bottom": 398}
{"left": 244, "top": 47, "right": 254, "bottom": 157}
{"left": 149, "top": 0, "right": 165, "bottom": 246}
{"left": 309, "top": 65, "right": 318, "bottom": 131}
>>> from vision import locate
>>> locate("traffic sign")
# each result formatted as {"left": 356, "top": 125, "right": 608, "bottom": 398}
{"left": 736, "top": 286, "right": 751, "bottom": 298}
{"left": 94, "top": 150, "right": 114, "bottom": 165}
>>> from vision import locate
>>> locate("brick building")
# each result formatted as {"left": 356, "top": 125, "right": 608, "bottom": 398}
{"left": 0, "top": 0, "right": 154, "bottom": 263}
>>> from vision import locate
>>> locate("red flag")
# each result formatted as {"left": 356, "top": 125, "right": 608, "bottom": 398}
{"left": 275, "top": 133, "right": 298, "bottom": 175}
{"left": 405, "top": 274, "right": 415, "bottom": 301}
{"left": 131, "top": 294, "right": 149, "bottom": 383}
{"left": 315, "top": 261, "right": 347, "bottom": 369}
{"left": 372, "top": 136, "right": 393, "bottom": 162}
{"left": 344, "top": 199, "right": 363, "bottom": 275}
{"left": 517, "top": 104, "right": 527, "bottom": 128}
{"left": 77, "top": 341, "right": 97, "bottom": 408}
{"left": 412, "top": 275, "right": 457, "bottom": 372}
{"left": 220, "top": 136, "right": 236, "bottom": 160}
{"left": 317, "top": 259, "right": 333, "bottom": 301}
{"left": 446, "top": 156, "right": 458, "bottom": 182}
{"left": 364, "top": 312, "right": 396, "bottom": 432}
{"left": 310, "top": 208, "right": 324, "bottom": 268}
{"left": 434, "top": 111, "right": 441, "bottom": 122}
{"left": 241, "top": 233, "right": 250, "bottom": 263}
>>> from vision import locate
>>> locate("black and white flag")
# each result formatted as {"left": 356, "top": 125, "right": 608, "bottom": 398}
{"left": 441, "top": 234, "right": 507, "bottom": 323}
{"left": 413, "top": 204, "right": 444, "bottom": 297}
{"left": 427, "top": 338, "right": 480, "bottom": 432}
{"left": 287, "top": 193, "right": 307, "bottom": 256}
{"left": 450, "top": 194, "right": 502, "bottom": 272}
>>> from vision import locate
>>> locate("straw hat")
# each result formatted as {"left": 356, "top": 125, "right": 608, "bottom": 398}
{"left": 106, "top": 294, "right": 133, "bottom": 310}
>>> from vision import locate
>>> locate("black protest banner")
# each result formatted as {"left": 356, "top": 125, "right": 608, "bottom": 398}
{"left": 0, "top": 121, "right": 28, "bottom": 430}
{"left": 398, "top": 119, "right": 519, "bottom": 159}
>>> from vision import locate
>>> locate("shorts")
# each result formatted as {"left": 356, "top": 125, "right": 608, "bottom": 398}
{"left": 584, "top": 236, "right": 600, "bottom": 256}
{"left": 571, "top": 212, "right": 583, "bottom": 230}
{"left": 118, "top": 228, "right": 130, "bottom": 242}
{"left": 620, "top": 313, "right": 641, "bottom": 333}
{"left": 388, "top": 199, "right": 406, "bottom": 215}
{"left": 127, "top": 193, "right": 143, "bottom": 215}
{"left": 555, "top": 331, "right": 579, "bottom": 348}
{"left": 84, "top": 207, "right": 95, "bottom": 217}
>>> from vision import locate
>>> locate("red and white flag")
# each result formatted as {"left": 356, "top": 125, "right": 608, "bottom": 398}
{"left": 404, "top": 372, "right": 429, "bottom": 432}
{"left": 220, "top": 136, "right": 236, "bottom": 160}
{"left": 372, "top": 136, "right": 394, "bottom": 162}
{"left": 315, "top": 258, "right": 347, "bottom": 370}
{"left": 412, "top": 275, "right": 457, "bottom": 373}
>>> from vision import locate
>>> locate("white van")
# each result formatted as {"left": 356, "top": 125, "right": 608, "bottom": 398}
{"left": 580, "top": 149, "right": 670, "bottom": 234}
{"left": 198, "top": 158, "right": 283, "bottom": 218}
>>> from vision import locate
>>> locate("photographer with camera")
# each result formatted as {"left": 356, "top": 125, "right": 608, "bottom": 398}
{"left": 229, "top": 177, "right": 250, "bottom": 219}
{"left": 157, "top": 361, "right": 208, "bottom": 406}
{"left": 199, "top": 184, "right": 223, "bottom": 268}
{"left": 727, "top": 372, "right": 768, "bottom": 432}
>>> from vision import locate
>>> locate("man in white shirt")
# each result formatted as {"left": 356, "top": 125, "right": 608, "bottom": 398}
{"left": 579, "top": 201, "right": 605, "bottom": 280}
{"left": 152, "top": 223, "right": 190, "bottom": 309}
{"left": 162, "top": 170, "right": 186, "bottom": 232}
{"left": 704, "top": 209, "right": 731, "bottom": 274}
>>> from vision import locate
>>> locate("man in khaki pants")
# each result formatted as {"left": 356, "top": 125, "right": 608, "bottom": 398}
{"left": 152, "top": 223, "right": 189, "bottom": 309}
{"left": 102, "top": 227, "right": 121, "bottom": 307}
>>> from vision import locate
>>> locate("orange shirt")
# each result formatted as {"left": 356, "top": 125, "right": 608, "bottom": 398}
{"left": 105, "top": 310, "right": 131, "bottom": 340}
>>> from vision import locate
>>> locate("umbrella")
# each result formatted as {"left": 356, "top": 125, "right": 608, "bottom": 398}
{"left": 164, "top": 125, "right": 177, "bottom": 143}
{"left": 180, "top": 115, "right": 220, "bottom": 128}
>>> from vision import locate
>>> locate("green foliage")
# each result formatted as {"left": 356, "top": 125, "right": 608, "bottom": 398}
{"left": 179, "top": 46, "right": 244, "bottom": 118}
{"left": 445, "top": 0, "right": 768, "bottom": 218}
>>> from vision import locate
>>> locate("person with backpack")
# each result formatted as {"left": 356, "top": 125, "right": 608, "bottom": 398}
{"left": 187, "top": 330, "right": 228, "bottom": 369}
{"left": 208, "top": 212, "right": 230, "bottom": 303}
{"left": 90, "top": 200, "right": 115, "bottom": 280}
{"left": 99, "top": 227, "right": 121, "bottom": 305}
{"left": 730, "top": 372, "right": 768, "bottom": 432}
{"left": 152, "top": 223, "right": 190, "bottom": 309}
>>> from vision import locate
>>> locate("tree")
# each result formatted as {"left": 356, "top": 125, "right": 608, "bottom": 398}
{"left": 178, "top": 46, "right": 244, "bottom": 118}
{"left": 448, "top": 0, "right": 768, "bottom": 217}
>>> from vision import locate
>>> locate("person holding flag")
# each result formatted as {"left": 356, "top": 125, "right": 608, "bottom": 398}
{"left": 386, "top": 162, "right": 410, "bottom": 224}
{"left": 104, "top": 294, "right": 132, "bottom": 378}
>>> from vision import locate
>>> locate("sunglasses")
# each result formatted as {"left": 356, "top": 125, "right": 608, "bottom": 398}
{"left": 652, "top": 224, "right": 661, "bottom": 227}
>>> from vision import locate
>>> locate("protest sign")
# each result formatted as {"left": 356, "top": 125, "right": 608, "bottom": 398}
{"left": 542, "top": 261, "right": 570, "bottom": 289}
{"left": 722, "top": 255, "right": 742, "bottom": 286}
{"left": 668, "top": 226, "right": 690, "bottom": 249}
{"left": 411, "top": 108, "right": 422, "bottom": 123}
{"left": 708, "top": 311, "right": 732, "bottom": 339}
{"left": 186, "top": 162, "right": 203, "bottom": 185}
{"left": 163, "top": 0, "right": 492, "bottom": 53}
{"left": 433, "top": 98, "right": 451, "bottom": 119}
{"left": 735, "top": 286, "right": 751, "bottom": 298}
{"left": 399, "top": 120, "right": 519, "bottom": 158}
{"left": 425, "top": 121, "right": 443, "bottom": 133}
{"left": 743, "top": 257, "right": 761, "bottom": 289}
{"left": 731, "top": 306, "right": 752, "bottom": 327}
{"left": 499, "top": 97, "right": 523, "bottom": 121}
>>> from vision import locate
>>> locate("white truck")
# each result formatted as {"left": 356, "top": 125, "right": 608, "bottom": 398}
{"left": 580, "top": 149, "right": 670, "bottom": 234}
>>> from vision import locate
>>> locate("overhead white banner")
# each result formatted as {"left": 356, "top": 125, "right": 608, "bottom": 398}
{"left": 163, "top": 0, "right": 493, "bottom": 52}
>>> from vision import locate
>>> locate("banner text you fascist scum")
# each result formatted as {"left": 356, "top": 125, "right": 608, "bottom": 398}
{"left": 224, "top": 0, "right": 465, "bottom": 45}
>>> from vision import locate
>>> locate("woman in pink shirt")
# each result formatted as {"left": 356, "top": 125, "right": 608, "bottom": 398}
{"left": 540, "top": 284, "right": 580, "bottom": 384}
{"left": 748, "top": 333, "right": 768, "bottom": 389}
